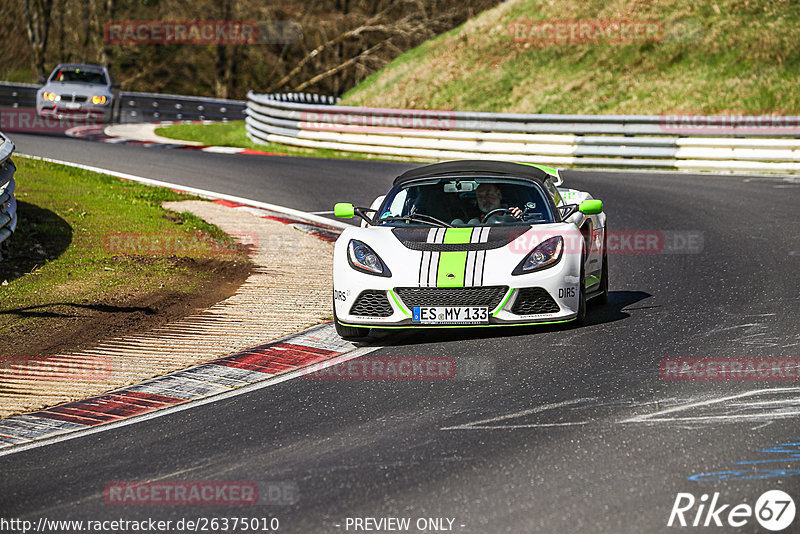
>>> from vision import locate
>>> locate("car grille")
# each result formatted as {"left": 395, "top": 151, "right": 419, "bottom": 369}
{"left": 60, "top": 94, "right": 88, "bottom": 103}
{"left": 349, "top": 290, "right": 393, "bottom": 317}
{"left": 510, "top": 288, "right": 560, "bottom": 315}
{"left": 395, "top": 286, "right": 508, "bottom": 309}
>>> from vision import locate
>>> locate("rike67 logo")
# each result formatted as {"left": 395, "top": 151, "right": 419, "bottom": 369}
{"left": 668, "top": 490, "right": 795, "bottom": 531}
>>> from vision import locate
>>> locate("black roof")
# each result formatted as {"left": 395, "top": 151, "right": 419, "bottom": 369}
{"left": 393, "top": 160, "right": 552, "bottom": 185}
{"left": 54, "top": 63, "right": 106, "bottom": 71}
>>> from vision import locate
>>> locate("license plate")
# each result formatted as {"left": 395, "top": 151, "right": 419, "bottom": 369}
{"left": 66, "top": 102, "right": 81, "bottom": 110}
{"left": 412, "top": 306, "right": 488, "bottom": 325}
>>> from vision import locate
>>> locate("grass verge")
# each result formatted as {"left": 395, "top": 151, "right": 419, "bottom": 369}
{"left": 0, "top": 157, "right": 251, "bottom": 358}
{"left": 154, "top": 121, "right": 405, "bottom": 162}
{"left": 342, "top": 0, "right": 800, "bottom": 114}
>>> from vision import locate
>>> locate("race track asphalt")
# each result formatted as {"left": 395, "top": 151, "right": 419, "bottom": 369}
{"left": 3, "top": 133, "right": 800, "bottom": 533}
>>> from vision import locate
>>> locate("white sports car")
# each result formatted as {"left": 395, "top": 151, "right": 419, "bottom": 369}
{"left": 332, "top": 160, "right": 607, "bottom": 339}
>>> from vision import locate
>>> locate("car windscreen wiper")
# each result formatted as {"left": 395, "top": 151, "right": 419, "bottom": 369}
{"left": 379, "top": 214, "right": 453, "bottom": 228}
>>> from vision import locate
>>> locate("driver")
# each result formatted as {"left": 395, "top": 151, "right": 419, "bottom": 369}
{"left": 453, "top": 183, "right": 522, "bottom": 225}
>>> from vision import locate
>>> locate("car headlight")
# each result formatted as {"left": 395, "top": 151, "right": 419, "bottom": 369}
{"left": 91, "top": 95, "right": 107, "bottom": 105}
{"left": 347, "top": 240, "right": 391, "bottom": 277}
{"left": 43, "top": 91, "right": 59, "bottom": 102}
{"left": 512, "top": 236, "right": 563, "bottom": 275}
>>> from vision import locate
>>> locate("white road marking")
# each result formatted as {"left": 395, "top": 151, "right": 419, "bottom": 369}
{"left": 621, "top": 387, "right": 800, "bottom": 423}
{"left": 440, "top": 398, "right": 597, "bottom": 430}
{"left": 14, "top": 153, "right": 349, "bottom": 230}
{"left": 443, "top": 389, "right": 800, "bottom": 431}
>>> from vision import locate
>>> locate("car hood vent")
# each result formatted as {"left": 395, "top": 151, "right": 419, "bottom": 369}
{"left": 391, "top": 227, "right": 529, "bottom": 251}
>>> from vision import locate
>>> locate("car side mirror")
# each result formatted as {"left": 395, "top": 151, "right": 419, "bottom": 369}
{"left": 578, "top": 200, "right": 603, "bottom": 215}
{"left": 334, "top": 203, "right": 355, "bottom": 218}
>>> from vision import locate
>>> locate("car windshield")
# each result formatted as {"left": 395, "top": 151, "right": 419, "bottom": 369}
{"left": 378, "top": 176, "right": 555, "bottom": 227}
{"left": 50, "top": 68, "right": 107, "bottom": 85}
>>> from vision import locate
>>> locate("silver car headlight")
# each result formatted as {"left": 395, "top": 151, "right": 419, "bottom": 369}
{"left": 512, "top": 236, "right": 563, "bottom": 275}
{"left": 347, "top": 240, "right": 391, "bottom": 277}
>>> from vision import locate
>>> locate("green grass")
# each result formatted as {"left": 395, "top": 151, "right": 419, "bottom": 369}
{"left": 156, "top": 121, "right": 265, "bottom": 151}
{"left": 1, "top": 68, "right": 35, "bottom": 84}
{"left": 341, "top": 0, "right": 800, "bottom": 114}
{"left": 0, "top": 157, "right": 249, "bottom": 336}
{"left": 154, "top": 121, "right": 400, "bottom": 161}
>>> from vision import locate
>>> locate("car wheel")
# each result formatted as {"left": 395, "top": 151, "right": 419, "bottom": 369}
{"left": 333, "top": 302, "right": 370, "bottom": 340}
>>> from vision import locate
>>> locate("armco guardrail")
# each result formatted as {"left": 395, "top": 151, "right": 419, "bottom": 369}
{"left": 0, "top": 132, "right": 18, "bottom": 258}
{"left": 120, "top": 91, "right": 245, "bottom": 122}
{"left": 0, "top": 81, "right": 247, "bottom": 123}
{"left": 246, "top": 92, "right": 800, "bottom": 173}
{"left": 0, "top": 82, "right": 38, "bottom": 109}
{"left": 120, "top": 91, "right": 335, "bottom": 122}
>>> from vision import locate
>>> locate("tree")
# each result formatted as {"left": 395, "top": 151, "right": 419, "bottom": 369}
{"left": 23, "top": 0, "right": 54, "bottom": 79}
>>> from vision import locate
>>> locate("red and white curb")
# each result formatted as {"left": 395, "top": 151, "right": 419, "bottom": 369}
{"left": 66, "top": 122, "right": 281, "bottom": 156}
{"left": 1, "top": 155, "right": 359, "bottom": 456}
{"left": 0, "top": 323, "right": 378, "bottom": 455}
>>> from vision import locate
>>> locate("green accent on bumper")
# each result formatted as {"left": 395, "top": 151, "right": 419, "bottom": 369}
{"left": 436, "top": 228, "right": 473, "bottom": 287}
{"left": 585, "top": 274, "right": 601, "bottom": 287}
{"left": 337, "top": 318, "right": 574, "bottom": 330}
{"left": 388, "top": 289, "right": 411, "bottom": 316}
{"left": 491, "top": 288, "right": 514, "bottom": 317}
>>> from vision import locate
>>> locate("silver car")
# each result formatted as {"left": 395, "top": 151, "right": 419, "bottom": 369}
{"left": 36, "top": 64, "right": 120, "bottom": 123}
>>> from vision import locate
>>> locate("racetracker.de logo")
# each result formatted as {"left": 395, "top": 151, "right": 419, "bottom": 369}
{"left": 104, "top": 20, "right": 302, "bottom": 45}
{"left": 303, "top": 357, "right": 456, "bottom": 380}
{"left": 1, "top": 107, "right": 102, "bottom": 134}
{"left": 103, "top": 232, "right": 256, "bottom": 256}
{"left": 509, "top": 19, "right": 664, "bottom": 45}
{"left": 298, "top": 110, "right": 456, "bottom": 132}
{"left": 0, "top": 355, "right": 112, "bottom": 381}
{"left": 104, "top": 482, "right": 258, "bottom": 505}
{"left": 661, "top": 358, "right": 800, "bottom": 381}
{"left": 660, "top": 111, "right": 800, "bottom": 135}
{"left": 509, "top": 230, "right": 703, "bottom": 255}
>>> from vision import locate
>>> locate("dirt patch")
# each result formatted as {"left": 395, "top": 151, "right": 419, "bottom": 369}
{"left": 0, "top": 256, "right": 251, "bottom": 361}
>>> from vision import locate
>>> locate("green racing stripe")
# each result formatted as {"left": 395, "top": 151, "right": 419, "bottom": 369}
{"left": 436, "top": 228, "right": 473, "bottom": 287}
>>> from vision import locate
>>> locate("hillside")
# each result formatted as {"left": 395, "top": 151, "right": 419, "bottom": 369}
{"left": 1, "top": 0, "right": 498, "bottom": 99}
{"left": 341, "top": 0, "right": 800, "bottom": 114}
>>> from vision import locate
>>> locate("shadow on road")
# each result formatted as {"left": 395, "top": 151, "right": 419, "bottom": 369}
{"left": 363, "top": 290, "right": 654, "bottom": 347}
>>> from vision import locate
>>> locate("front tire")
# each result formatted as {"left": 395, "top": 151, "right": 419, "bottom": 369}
{"left": 333, "top": 303, "right": 370, "bottom": 340}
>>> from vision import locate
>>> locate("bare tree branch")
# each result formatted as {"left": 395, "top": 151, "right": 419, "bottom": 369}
{"left": 293, "top": 40, "right": 387, "bottom": 92}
